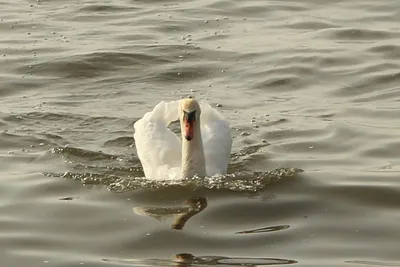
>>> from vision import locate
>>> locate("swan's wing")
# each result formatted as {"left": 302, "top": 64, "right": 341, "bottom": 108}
{"left": 200, "top": 101, "right": 232, "bottom": 176}
{"left": 133, "top": 101, "right": 182, "bottom": 180}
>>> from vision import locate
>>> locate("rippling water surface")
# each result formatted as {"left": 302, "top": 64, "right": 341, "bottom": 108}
{"left": 1, "top": 0, "right": 400, "bottom": 266}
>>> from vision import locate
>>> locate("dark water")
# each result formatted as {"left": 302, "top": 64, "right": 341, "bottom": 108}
{"left": 1, "top": 0, "right": 400, "bottom": 266}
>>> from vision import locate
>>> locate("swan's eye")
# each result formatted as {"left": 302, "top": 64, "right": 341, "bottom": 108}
{"left": 183, "top": 110, "right": 196, "bottom": 123}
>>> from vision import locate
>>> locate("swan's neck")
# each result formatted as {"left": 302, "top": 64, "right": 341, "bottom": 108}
{"left": 181, "top": 121, "right": 206, "bottom": 179}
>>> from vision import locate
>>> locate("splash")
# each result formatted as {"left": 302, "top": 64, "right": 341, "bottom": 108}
{"left": 45, "top": 146, "right": 303, "bottom": 193}
{"left": 44, "top": 167, "right": 302, "bottom": 193}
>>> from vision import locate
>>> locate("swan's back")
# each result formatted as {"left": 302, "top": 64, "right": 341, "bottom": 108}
{"left": 199, "top": 101, "right": 232, "bottom": 176}
{"left": 133, "top": 101, "right": 181, "bottom": 179}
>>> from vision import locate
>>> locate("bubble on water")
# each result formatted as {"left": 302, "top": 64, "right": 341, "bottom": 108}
{"left": 240, "top": 132, "right": 250, "bottom": 136}
{"left": 216, "top": 103, "right": 222, "bottom": 107}
{"left": 204, "top": 20, "right": 208, "bottom": 23}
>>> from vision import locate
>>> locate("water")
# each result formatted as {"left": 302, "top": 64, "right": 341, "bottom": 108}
{"left": 1, "top": 0, "right": 400, "bottom": 266}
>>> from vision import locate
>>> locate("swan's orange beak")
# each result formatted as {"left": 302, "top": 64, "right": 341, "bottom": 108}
{"left": 183, "top": 111, "right": 196, "bottom": 141}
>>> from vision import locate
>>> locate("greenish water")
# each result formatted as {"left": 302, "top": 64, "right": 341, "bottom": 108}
{"left": 1, "top": 0, "right": 400, "bottom": 266}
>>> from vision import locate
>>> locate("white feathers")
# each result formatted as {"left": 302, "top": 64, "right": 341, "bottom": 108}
{"left": 133, "top": 100, "right": 232, "bottom": 180}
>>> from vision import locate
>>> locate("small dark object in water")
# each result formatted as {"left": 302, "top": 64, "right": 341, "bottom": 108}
{"left": 59, "top": 197, "right": 74, "bottom": 201}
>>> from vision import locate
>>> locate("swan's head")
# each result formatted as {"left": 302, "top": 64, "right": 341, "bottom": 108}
{"left": 179, "top": 98, "right": 201, "bottom": 141}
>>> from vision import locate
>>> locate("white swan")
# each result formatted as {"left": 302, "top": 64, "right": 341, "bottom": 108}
{"left": 133, "top": 98, "right": 232, "bottom": 180}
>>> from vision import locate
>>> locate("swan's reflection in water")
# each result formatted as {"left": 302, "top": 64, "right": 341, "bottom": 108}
{"left": 133, "top": 196, "right": 208, "bottom": 230}
{"left": 128, "top": 197, "right": 296, "bottom": 266}
{"left": 173, "top": 253, "right": 297, "bottom": 266}
{"left": 103, "top": 253, "right": 297, "bottom": 266}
